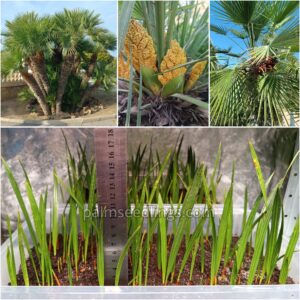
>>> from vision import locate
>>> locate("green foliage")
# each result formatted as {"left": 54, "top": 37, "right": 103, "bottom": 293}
{"left": 3, "top": 135, "right": 299, "bottom": 287}
{"left": 61, "top": 75, "right": 82, "bottom": 112}
{"left": 3, "top": 134, "right": 101, "bottom": 286}
{"left": 210, "top": 0, "right": 299, "bottom": 126}
{"left": 6, "top": 217, "right": 17, "bottom": 286}
{"left": 279, "top": 218, "right": 300, "bottom": 284}
{"left": 119, "top": 1, "right": 208, "bottom": 124}
{"left": 1, "top": 9, "right": 116, "bottom": 114}
{"left": 17, "top": 87, "right": 35, "bottom": 103}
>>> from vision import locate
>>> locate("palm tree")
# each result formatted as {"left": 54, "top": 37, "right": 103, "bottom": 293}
{"left": 52, "top": 9, "right": 103, "bottom": 113}
{"left": 210, "top": 0, "right": 299, "bottom": 126}
{"left": 2, "top": 12, "right": 52, "bottom": 115}
{"left": 2, "top": 9, "right": 116, "bottom": 116}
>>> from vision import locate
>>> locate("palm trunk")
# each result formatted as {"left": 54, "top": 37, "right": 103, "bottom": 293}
{"left": 28, "top": 60, "right": 47, "bottom": 98}
{"left": 30, "top": 52, "right": 50, "bottom": 94}
{"left": 21, "top": 71, "right": 51, "bottom": 116}
{"left": 56, "top": 54, "right": 74, "bottom": 114}
{"left": 51, "top": 104, "right": 56, "bottom": 115}
{"left": 72, "top": 56, "right": 81, "bottom": 74}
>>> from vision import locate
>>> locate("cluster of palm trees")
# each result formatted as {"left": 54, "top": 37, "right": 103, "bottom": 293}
{"left": 2, "top": 9, "right": 116, "bottom": 116}
{"left": 210, "top": 0, "right": 299, "bottom": 126}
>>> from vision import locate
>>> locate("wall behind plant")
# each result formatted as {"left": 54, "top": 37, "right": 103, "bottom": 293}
{"left": 127, "top": 128, "right": 298, "bottom": 208}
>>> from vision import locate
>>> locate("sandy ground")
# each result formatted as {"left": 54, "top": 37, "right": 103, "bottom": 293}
{"left": 1, "top": 89, "right": 116, "bottom": 121}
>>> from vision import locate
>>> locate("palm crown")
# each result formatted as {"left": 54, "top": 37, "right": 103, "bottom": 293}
{"left": 210, "top": 0, "right": 299, "bottom": 126}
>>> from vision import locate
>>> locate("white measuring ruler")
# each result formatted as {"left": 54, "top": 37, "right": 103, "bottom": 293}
{"left": 94, "top": 128, "right": 128, "bottom": 285}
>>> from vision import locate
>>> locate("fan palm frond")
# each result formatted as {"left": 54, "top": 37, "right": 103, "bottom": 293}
{"left": 257, "top": 68, "right": 299, "bottom": 126}
{"left": 210, "top": 24, "right": 227, "bottom": 35}
{"left": 210, "top": 0, "right": 299, "bottom": 126}
{"left": 210, "top": 68, "right": 251, "bottom": 126}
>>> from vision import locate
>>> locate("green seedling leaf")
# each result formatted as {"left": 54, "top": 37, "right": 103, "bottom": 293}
{"left": 158, "top": 194, "right": 167, "bottom": 284}
{"left": 52, "top": 169, "right": 59, "bottom": 256}
{"left": 247, "top": 188, "right": 279, "bottom": 284}
{"left": 148, "top": 151, "right": 171, "bottom": 204}
{"left": 18, "top": 217, "right": 29, "bottom": 286}
{"left": 2, "top": 159, "right": 38, "bottom": 252}
{"left": 177, "top": 211, "right": 208, "bottom": 282}
{"left": 70, "top": 201, "right": 79, "bottom": 281}
{"left": 6, "top": 217, "right": 17, "bottom": 285}
{"left": 166, "top": 167, "right": 202, "bottom": 281}
{"left": 115, "top": 225, "right": 141, "bottom": 286}
{"left": 249, "top": 142, "right": 267, "bottom": 205}
{"left": 7, "top": 248, "right": 17, "bottom": 286}
{"left": 97, "top": 213, "right": 105, "bottom": 286}
{"left": 279, "top": 218, "right": 299, "bottom": 284}
{"left": 230, "top": 194, "right": 263, "bottom": 284}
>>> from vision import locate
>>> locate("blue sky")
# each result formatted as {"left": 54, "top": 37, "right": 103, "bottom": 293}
{"left": 1, "top": 0, "right": 117, "bottom": 54}
{"left": 210, "top": 1, "right": 244, "bottom": 66}
{"left": 210, "top": 0, "right": 299, "bottom": 66}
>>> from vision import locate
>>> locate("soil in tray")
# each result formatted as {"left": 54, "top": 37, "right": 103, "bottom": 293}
{"left": 15, "top": 235, "right": 294, "bottom": 286}
{"left": 132, "top": 235, "right": 295, "bottom": 285}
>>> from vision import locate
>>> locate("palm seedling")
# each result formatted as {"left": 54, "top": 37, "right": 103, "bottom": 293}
{"left": 3, "top": 138, "right": 104, "bottom": 286}
{"left": 128, "top": 135, "right": 222, "bottom": 206}
{"left": 210, "top": 0, "right": 299, "bottom": 126}
{"left": 3, "top": 137, "right": 299, "bottom": 286}
{"left": 118, "top": 1, "right": 209, "bottom": 126}
{"left": 121, "top": 142, "right": 299, "bottom": 286}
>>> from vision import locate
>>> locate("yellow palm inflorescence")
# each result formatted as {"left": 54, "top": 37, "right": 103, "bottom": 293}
{"left": 185, "top": 61, "right": 207, "bottom": 91}
{"left": 118, "top": 54, "right": 130, "bottom": 80}
{"left": 124, "top": 20, "right": 157, "bottom": 72}
{"left": 158, "top": 40, "right": 187, "bottom": 86}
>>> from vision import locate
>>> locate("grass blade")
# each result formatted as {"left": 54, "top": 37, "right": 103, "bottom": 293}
{"left": 19, "top": 221, "right": 41, "bottom": 285}
{"left": 166, "top": 167, "right": 202, "bottom": 281}
{"left": 177, "top": 211, "right": 208, "bottom": 282}
{"left": 70, "top": 201, "right": 79, "bottom": 281}
{"left": 158, "top": 194, "right": 167, "bottom": 284}
{"left": 7, "top": 248, "right": 17, "bottom": 286}
{"left": 242, "top": 187, "right": 248, "bottom": 231}
{"left": 115, "top": 225, "right": 141, "bottom": 286}
{"left": 6, "top": 217, "right": 17, "bottom": 285}
{"left": 247, "top": 189, "right": 280, "bottom": 284}
{"left": 84, "top": 164, "right": 97, "bottom": 263}
{"left": 213, "top": 164, "right": 234, "bottom": 281}
{"left": 148, "top": 151, "right": 171, "bottom": 204}
{"left": 249, "top": 142, "right": 268, "bottom": 205}
{"left": 279, "top": 218, "right": 299, "bottom": 284}
{"left": 67, "top": 256, "right": 73, "bottom": 286}
{"left": 52, "top": 169, "right": 59, "bottom": 256}
{"left": 97, "top": 212, "right": 105, "bottom": 285}
{"left": 2, "top": 159, "right": 38, "bottom": 251}
{"left": 230, "top": 193, "right": 263, "bottom": 284}
{"left": 17, "top": 216, "right": 29, "bottom": 286}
